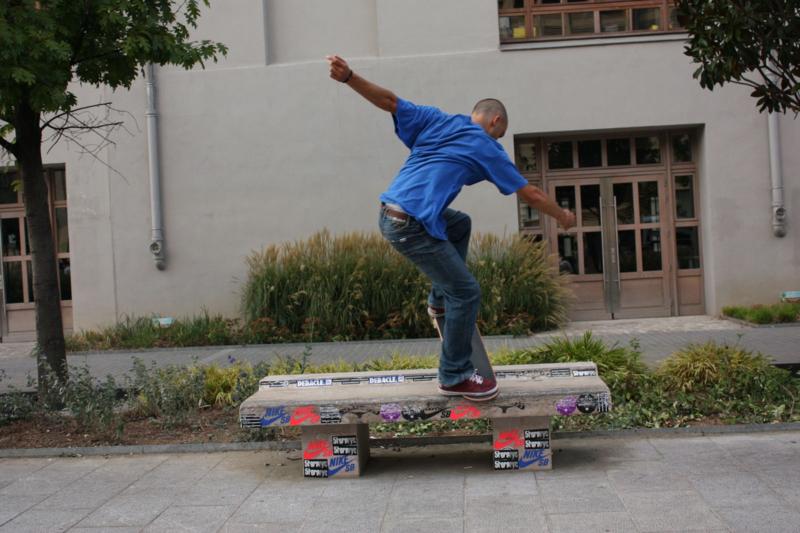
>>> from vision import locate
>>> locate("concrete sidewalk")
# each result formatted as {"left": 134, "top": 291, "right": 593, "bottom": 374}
{"left": 1, "top": 316, "right": 798, "bottom": 392}
{"left": 0, "top": 429, "right": 797, "bottom": 532}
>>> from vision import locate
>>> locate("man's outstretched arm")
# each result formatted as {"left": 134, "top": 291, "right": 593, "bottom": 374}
{"left": 517, "top": 184, "right": 576, "bottom": 230}
{"left": 327, "top": 55, "right": 398, "bottom": 114}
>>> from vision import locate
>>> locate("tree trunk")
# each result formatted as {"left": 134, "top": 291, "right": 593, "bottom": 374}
{"left": 15, "top": 99, "right": 68, "bottom": 398}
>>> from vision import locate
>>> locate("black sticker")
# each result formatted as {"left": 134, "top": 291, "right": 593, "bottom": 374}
{"left": 493, "top": 449, "right": 519, "bottom": 470}
{"left": 524, "top": 429, "right": 549, "bottom": 440}
{"left": 577, "top": 394, "right": 598, "bottom": 414}
{"left": 549, "top": 368, "right": 572, "bottom": 378}
{"left": 524, "top": 429, "right": 550, "bottom": 449}
{"left": 319, "top": 405, "right": 342, "bottom": 424}
{"left": 332, "top": 435, "right": 359, "bottom": 456}
{"left": 303, "top": 459, "right": 328, "bottom": 478}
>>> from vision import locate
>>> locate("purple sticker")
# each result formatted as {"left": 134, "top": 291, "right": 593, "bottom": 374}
{"left": 555, "top": 396, "right": 577, "bottom": 415}
{"left": 380, "top": 403, "right": 402, "bottom": 422}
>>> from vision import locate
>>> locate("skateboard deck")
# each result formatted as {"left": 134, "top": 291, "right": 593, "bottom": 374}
{"left": 431, "top": 315, "right": 496, "bottom": 380}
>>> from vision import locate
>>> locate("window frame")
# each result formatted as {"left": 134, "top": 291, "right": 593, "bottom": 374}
{"left": 0, "top": 166, "right": 72, "bottom": 308}
{"left": 498, "top": 0, "right": 684, "bottom": 44}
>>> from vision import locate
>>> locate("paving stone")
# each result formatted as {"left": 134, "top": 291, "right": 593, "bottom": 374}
{"left": 0, "top": 493, "right": 47, "bottom": 526}
{"left": 33, "top": 480, "right": 131, "bottom": 511}
{"left": 76, "top": 491, "right": 175, "bottom": 528}
{"left": 464, "top": 496, "right": 547, "bottom": 532}
{"left": 143, "top": 504, "right": 236, "bottom": 533}
{"left": 69, "top": 527, "right": 142, "bottom": 533}
{"left": 537, "top": 477, "right": 624, "bottom": 514}
{"left": 0, "top": 458, "right": 51, "bottom": 483}
{"left": 220, "top": 522, "right": 303, "bottom": 532}
{"left": 381, "top": 516, "right": 463, "bottom": 533}
{"left": 384, "top": 480, "right": 465, "bottom": 522}
{"left": 229, "top": 483, "right": 325, "bottom": 525}
{"left": 619, "top": 490, "right": 727, "bottom": 532}
{"left": 688, "top": 472, "right": 784, "bottom": 509}
{"left": 715, "top": 505, "right": 800, "bottom": 533}
{"left": 172, "top": 478, "right": 260, "bottom": 507}
{"left": 607, "top": 461, "right": 693, "bottom": 493}
{"left": 0, "top": 508, "right": 90, "bottom": 532}
{"left": 546, "top": 511, "right": 639, "bottom": 533}
{"left": 464, "top": 471, "right": 538, "bottom": 497}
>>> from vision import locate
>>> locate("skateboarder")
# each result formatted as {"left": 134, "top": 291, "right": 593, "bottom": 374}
{"left": 327, "top": 55, "right": 576, "bottom": 401}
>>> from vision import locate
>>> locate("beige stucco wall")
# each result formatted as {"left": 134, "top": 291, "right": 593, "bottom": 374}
{"left": 39, "top": 0, "right": 799, "bottom": 330}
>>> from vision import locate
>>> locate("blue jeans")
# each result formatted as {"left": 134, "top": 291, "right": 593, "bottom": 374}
{"left": 379, "top": 206, "right": 479, "bottom": 386}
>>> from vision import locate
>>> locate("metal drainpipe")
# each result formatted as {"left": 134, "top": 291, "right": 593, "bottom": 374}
{"left": 145, "top": 63, "right": 166, "bottom": 269}
{"left": 768, "top": 111, "right": 788, "bottom": 237}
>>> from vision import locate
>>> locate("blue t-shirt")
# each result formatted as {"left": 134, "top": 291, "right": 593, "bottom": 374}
{"left": 380, "top": 98, "right": 528, "bottom": 240}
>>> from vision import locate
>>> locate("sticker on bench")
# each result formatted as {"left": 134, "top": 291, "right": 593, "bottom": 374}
{"left": 493, "top": 449, "right": 520, "bottom": 470}
{"left": 320, "top": 405, "right": 342, "bottom": 424}
{"left": 446, "top": 405, "right": 481, "bottom": 420}
{"left": 555, "top": 396, "right": 578, "bottom": 416}
{"left": 576, "top": 394, "right": 598, "bottom": 414}
{"left": 304, "top": 440, "right": 333, "bottom": 459}
{"left": 332, "top": 435, "right": 359, "bottom": 456}
{"left": 549, "top": 368, "right": 573, "bottom": 378}
{"left": 368, "top": 375, "right": 405, "bottom": 384}
{"left": 290, "top": 406, "right": 321, "bottom": 425}
{"left": 524, "top": 429, "right": 550, "bottom": 449}
{"left": 519, "top": 449, "right": 550, "bottom": 468}
{"left": 380, "top": 403, "right": 402, "bottom": 422}
{"left": 494, "top": 430, "right": 523, "bottom": 450}
{"left": 328, "top": 456, "right": 356, "bottom": 477}
{"left": 572, "top": 368, "right": 598, "bottom": 377}
{"left": 596, "top": 392, "right": 611, "bottom": 413}
{"left": 296, "top": 378, "right": 333, "bottom": 388}
{"left": 401, "top": 407, "right": 447, "bottom": 421}
{"left": 304, "top": 459, "right": 328, "bottom": 478}
{"left": 260, "top": 406, "right": 290, "bottom": 427}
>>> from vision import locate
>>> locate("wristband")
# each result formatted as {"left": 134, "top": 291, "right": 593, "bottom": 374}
{"left": 342, "top": 69, "right": 353, "bottom": 83}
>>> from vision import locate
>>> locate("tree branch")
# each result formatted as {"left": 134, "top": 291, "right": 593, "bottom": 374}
{"left": 40, "top": 101, "right": 113, "bottom": 131}
{"left": 0, "top": 137, "right": 17, "bottom": 157}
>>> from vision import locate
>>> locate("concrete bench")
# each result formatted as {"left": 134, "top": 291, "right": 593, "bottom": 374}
{"left": 239, "top": 362, "right": 611, "bottom": 478}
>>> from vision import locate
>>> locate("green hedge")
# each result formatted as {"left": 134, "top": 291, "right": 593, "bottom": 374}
{"left": 241, "top": 230, "right": 569, "bottom": 341}
{"left": 722, "top": 302, "right": 800, "bottom": 325}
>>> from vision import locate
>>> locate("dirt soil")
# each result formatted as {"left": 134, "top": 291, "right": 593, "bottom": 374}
{"left": 0, "top": 409, "right": 299, "bottom": 449}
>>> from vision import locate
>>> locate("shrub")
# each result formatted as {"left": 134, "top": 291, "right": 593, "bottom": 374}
{"left": 722, "top": 302, "right": 800, "bottom": 325}
{"left": 657, "top": 342, "right": 798, "bottom": 421}
{"left": 127, "top": 359, "right": 206, "bottom": 425}
{"left": 492, "top": 332, "right": 648, "bottom": 399}
{"left": 242, "top": 230, "right": 568, "bottom": 342}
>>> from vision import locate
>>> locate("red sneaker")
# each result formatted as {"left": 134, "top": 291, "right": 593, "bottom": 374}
{"left": 439, "top": 370, "right": 498, "bottom": 401}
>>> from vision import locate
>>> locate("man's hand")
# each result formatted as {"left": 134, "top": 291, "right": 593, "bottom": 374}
{"left": 325, "top": 54, "right": 398, "bottom": 113}
{"left": 558, "top": 209, "right": 576, "bottom": 230}
{"left": 326, "top": 55, "right": 352, "bottom": 83}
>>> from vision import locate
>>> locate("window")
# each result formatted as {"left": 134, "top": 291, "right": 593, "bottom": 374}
{"left": 499, "top": 0, "right": 684, "bottom": 44}
{"left": 0, "top": 167, "right": 71, "bottom": 305}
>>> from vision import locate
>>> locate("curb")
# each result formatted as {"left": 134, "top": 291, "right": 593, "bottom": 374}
{"left": 2, "top": 422, "right": 798, "bottom": 459}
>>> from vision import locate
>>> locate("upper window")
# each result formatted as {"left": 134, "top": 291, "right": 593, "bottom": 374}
{"left": 498, "top": 0, "right": 684, "bottom": 44}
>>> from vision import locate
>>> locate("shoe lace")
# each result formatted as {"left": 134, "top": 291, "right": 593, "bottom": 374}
{"left": 469, "top": 370, "right": 484, "bottom": 385}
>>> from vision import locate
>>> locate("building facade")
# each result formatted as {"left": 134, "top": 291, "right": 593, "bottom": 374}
{"left": 2, "top": 0, "right": 798, "bottom": 338}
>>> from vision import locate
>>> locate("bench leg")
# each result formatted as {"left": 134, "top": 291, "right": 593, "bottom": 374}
{"left": 492, "top": 416, "right": 552, "bottom": 472}
{"left": 301, "top": 423, "right": 370, "bottom": 479}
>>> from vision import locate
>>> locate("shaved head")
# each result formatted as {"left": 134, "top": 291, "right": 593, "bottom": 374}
{"left": 472, "top": 98, "right": 508, "bottom": 123}
{"left": 471, "top": 98, "right": 508, "bottom": 139}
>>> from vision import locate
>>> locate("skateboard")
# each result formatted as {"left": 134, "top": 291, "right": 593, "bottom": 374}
{"left": 431, "top": 315, "right": 496, "bottom": 380}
